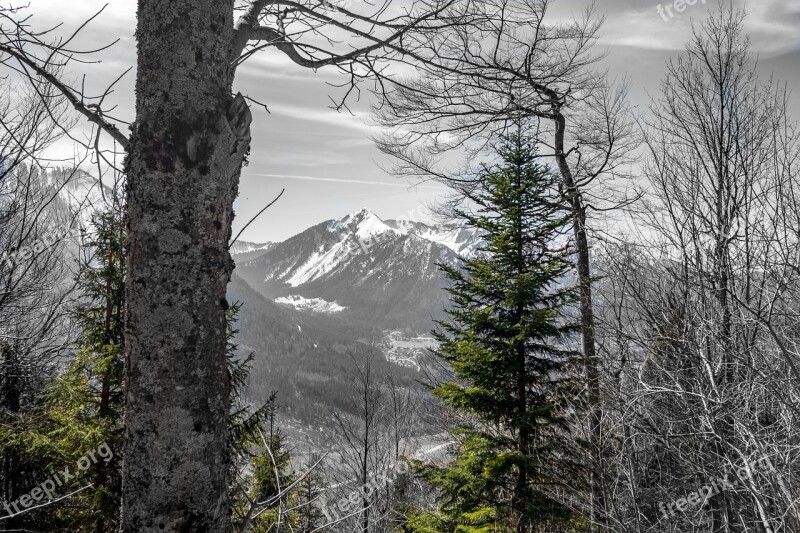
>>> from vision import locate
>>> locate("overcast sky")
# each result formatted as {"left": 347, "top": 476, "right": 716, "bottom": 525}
{"left": 23, "top": 0, "right": 800, "bottom": 243}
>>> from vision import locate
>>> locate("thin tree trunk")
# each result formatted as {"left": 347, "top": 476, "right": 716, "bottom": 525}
{"left": 122, "top": 1, "right": 251, "bottom": 530}
{"left": 362, "top": 388, "right": 370, "bottom": 533}
{"left": 552, "top": 110, "right": 605, "bottom": 530}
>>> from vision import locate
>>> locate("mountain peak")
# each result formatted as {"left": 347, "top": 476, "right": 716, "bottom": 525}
{"left": 342, "top": 207, "right": 379, "bottom": 225}
{"left": 328, "top": 208, "right": 398, "bottom": 239}
{"left": 352, "top": 207, "right": 374, "bottom": 218}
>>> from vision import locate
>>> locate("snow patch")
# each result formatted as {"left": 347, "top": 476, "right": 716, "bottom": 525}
{"left": 276, "top": 295, "right": 346, "bottom": 314}
{"left": 231, "top": 240, "right": 273, "bottom": 254}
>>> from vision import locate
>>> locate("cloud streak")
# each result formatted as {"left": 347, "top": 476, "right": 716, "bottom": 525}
{"left": 241, "top": 173, "right": 446, "bottom": 190}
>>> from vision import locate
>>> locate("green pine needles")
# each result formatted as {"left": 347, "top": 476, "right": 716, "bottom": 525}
{"left": 0, "top": 208, "right": 125, "bottom": 531}
{"left": 405, "top": 130, "right": 588, "bottom": 533}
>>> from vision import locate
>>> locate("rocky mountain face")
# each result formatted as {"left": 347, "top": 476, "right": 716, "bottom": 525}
{"left": 233, "top": 208, "right": 481, "bottom": 331}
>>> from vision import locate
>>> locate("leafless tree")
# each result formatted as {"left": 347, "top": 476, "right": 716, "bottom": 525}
{"left": 324, "top": 344, "right": 419, "bottom": 533}
{"left": 0, "top": 74, "right": 90, "bottom": 528}
{"left": 595, "top": 6, "right": 800, "bottom": 532}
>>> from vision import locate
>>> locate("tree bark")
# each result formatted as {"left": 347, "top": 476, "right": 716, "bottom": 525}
{"left": 552, "top": 110, "right": 605, "bottom": 530}
{"left": 122, "top": 1, "right": 251, "bottom": 530}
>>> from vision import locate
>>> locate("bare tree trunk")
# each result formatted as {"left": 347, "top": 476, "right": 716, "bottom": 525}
{"left": 553, "top": 110, "right": 605, "bottom": 531}
{"left": 122, "top": 0, "right": 251, "bottom": 530}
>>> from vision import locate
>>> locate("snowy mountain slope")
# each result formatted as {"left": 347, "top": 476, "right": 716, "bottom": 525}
{"left": 231, "top": 240, "right": 274, "bottom": 262}
{"left": 384, "top": 218, "right": 483, "bottom": 258}
{"left": 233, "top": 208, "right": 471, "bottom": 330}
{"left": 231, "top": 240, "right": 274, "bottom": 254}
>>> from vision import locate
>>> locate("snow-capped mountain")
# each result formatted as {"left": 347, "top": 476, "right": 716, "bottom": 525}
{"left": 234, "top": 208, "right": 480, "bottom": 330}
{"left": 384, "top": 218, "right": 483, "bottom": 258}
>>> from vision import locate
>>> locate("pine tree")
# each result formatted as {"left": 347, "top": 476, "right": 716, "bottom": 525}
{"left": 64, "top": 208, "right": 125, "bottom": 531}
{"left": 226, "top": 302, "right": 267, "bottom": 461}
{"left": 252, "top": 398, "right": 294, "bottom": 527}
{"left": 0, "top": 206, "right": 125, "bottom": 531}
{"left": 406, "top": 131, "right": 586, "bottom": 532}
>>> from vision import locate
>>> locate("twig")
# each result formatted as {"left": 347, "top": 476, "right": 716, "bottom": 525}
{"left": 228, "top": 189, "right": 285, "bottom": 249}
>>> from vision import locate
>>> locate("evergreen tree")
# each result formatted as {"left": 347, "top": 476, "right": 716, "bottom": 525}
{"left": 226, "top": 302, "right": 269, "bottom": 462}
{"left": 405, "top": 131, "right": 586, "bottom": 532}
{"left": 249, "top": 401, "right": 296, "bottom": 532}
{"left": 0, "top": 207, "right": 124, "bottom": 531}
{"left": 58, "top": 208, "right": 125, "bottom": 531}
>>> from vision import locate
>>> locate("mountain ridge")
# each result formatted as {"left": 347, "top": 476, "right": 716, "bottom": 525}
{"left": 233, "top": 208, "right": 481, "bottom": 331}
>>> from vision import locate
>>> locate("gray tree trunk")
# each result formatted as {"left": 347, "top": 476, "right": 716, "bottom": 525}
{"left": 553, "top": 111, "right": 606, "bottom": 530}
{"left": 122, "top": 1, "right": 251, "bottom": 530}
